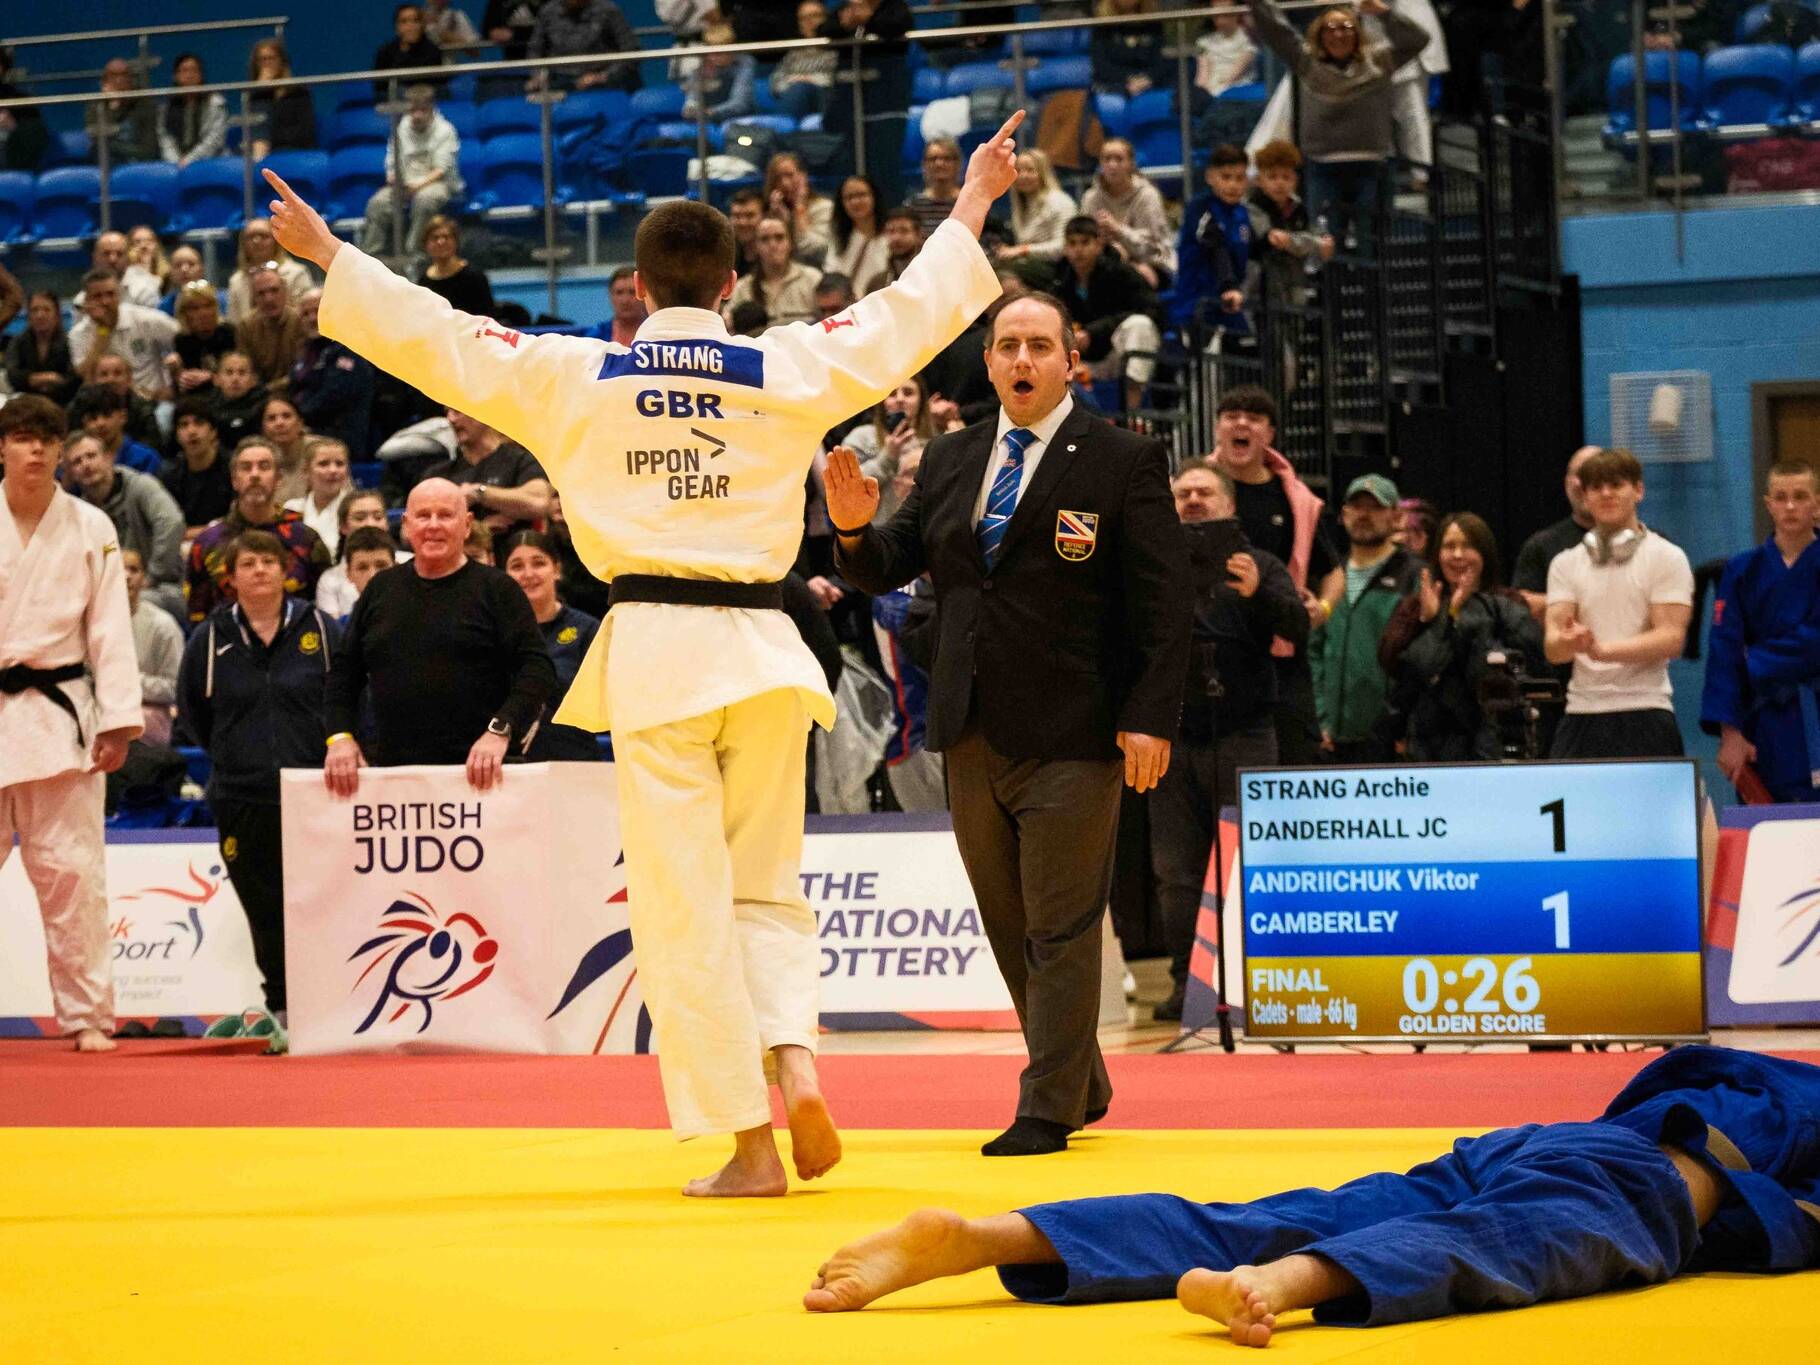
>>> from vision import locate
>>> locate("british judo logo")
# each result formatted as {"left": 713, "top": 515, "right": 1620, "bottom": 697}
{"left": 1776, "top": 875, "right": 1820, "bottom": 969}
{"left": 349, "top": 892, "right": 499, "bottom": 1033}
{"left": 547, "top": 851, "right": 653, "bottom": 1054}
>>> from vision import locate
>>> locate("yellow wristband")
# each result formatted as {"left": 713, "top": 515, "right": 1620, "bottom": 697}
{"left": 1318, "top": 599, "right": 1333, "bottom": 621}
{"left": 326, "top": 732, "right": 355, "bottom": 749}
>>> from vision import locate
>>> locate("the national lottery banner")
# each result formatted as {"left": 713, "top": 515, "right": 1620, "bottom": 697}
{"left": 0, "top": 832, "right": 265, "bottom": 1035}
{"left": 1236, "top": 760, "right": 1707, "bottom": 1044}
{"left": 1706, "top": 801, "right": 1820, "bottom": 1026}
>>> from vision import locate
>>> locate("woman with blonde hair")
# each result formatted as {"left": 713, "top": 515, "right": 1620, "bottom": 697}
{"left": 247, "top": 37, "right": 317, "bottom": 160}
{"left": 226, "top": 218, "right": 314, "bottom": 323}
{"left": 167, "top": 281, "right": 238, "bottom": 395}
{"left": 764, "top": 151, "right": 834, "bottom": 266}
{"left": 999, "top": 149, "right": 1078, "bottom": 262}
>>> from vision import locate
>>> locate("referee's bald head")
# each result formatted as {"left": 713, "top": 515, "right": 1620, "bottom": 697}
{"left": 634, "top": 201, "right": 737, "bottom": 314}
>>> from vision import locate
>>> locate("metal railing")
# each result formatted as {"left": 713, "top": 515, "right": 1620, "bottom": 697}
{"left": 3, "top": 17, "right": 289, "bottom": 89}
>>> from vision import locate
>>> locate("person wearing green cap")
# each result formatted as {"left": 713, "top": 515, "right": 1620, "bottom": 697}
{"left": 1309, "top": 473, "right": 1422, "bottom": 761}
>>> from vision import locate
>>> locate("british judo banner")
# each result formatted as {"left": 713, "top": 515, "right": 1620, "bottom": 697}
{"left": 1706, "top": 801, "right": 1820, "bottom": 1026}
{"left": 0, "top": 832, "right": 264, "bottom": 1035}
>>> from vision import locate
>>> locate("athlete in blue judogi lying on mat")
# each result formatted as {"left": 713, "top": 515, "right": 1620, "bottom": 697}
{"left": 805, "top": 1047, "right": 1820, "bottom": 1345}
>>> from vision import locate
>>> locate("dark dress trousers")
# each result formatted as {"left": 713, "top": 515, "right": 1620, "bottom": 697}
{"left": 838, "top": 402, "right": 1191, "bottom": 1125}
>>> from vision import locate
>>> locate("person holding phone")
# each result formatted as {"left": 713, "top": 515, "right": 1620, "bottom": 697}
{"left": 1150, "top": 461, "right": 1305, "bottom": 1021}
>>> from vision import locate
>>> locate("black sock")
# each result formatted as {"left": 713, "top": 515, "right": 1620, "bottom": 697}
{"left": 981, "top": 1116, "right": 1071, "bottom": 1156}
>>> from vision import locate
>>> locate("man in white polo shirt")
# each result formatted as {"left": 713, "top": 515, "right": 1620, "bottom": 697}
{"left": 1544, "top": 446, "right": 1694, "bottom": 758}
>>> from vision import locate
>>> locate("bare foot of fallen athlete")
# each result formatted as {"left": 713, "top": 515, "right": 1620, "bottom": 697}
{"left": 1177, "top": 1268, "right": 1279, "bottom": 1347}
{"left": 804, "top": 1208, "right": 973, "bottom": 1311}
{"left": 684, "top": 1125, "right": 788, "bottom": 1198}
{"left": 776, "top": 1045, "right": 842, "bottom": 1181}
{"left": 75, "top": 1028, "right": 116, "bottom": 1053}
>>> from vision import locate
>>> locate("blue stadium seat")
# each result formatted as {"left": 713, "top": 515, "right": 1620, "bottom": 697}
{"left": 554, "top": 88, "right": 631, "bottom": 136}
{"left": 1020, "top": 28, "right": 1085, "bottom": 55}
{"left": 913, "top": 67, "right": 946, "bottom": 103}
{"left": 631, "top": 86, "right": 687, "bottom": 120}
{"left": 1221, "top": 81, "right": 1268, "bottom": 103}
{"left": 327, "top": 145, "right": 387, "bottom": 220}
{"left": 653, "top": 120, "right": 724, "bottom": 150}
{"left": 1026, "top": 55, "right": 1092, "bottom": 96}
{"left": 0, "top": 171, "right": 35, "bottom": 244}
{"left": 1093, "top": 91, "right": 1130, "bottom": 138}
{"left": 445, "top": 71, "right": 479, "bottom": 103}
{"left": 171, "top": 158, "right": 247, "bottom": 233}
{"left": 1603, "top": 51, "right": 1704, "bottom": 144}
{"left": 902, "top": 114, "right": 925, "bottom": 174}
{"left": 458, "top": 142, "right": 484, "bottom": 206}
{"left": 350, "top": 461, "right": 382, "bottom": 489}
{"left": 99, "top": 162, "right": 177, "bottom": 234}
{"left": 628, "top": 146, "right": 692, "bottom": 197}
{"left": 479, "top": 98, "right": 540, "bottom": 141}
{"left": 945, "top": 61, "right": 1012, "bottom": 96}
{"left": 439, "top": 100, "right": 480, "bottom": 144}
{"left": 475, "top": 132, "right": 560, "bottom": 209}
{"left": 332, "top": 83, "right": 375, "bottom": 115}
{"left": 329, "top": 106, "right": 391, "bottom": 153}
{"left": 726, "top": 113, "right": 797, "bottom": 138}
{"left": 33, "top": 167, "right": 101, "bottom": 239}
{"left": 258, "top": 151, "right": 329, "bottom": 210}
{"left": 1796, "top": 41, "right": 1820, "bottom": 123}
{"left": 43, "top": 130, "right": 93, "bottom": 169}
{"left": 1702, "top": 44, "right": 1796, "bottom": 134}
{"left": 1126, "top": 87, "right": 1174, "bottom": 130}
{"left": 1734, "top": 2, "right": 1775, "bottom": 43}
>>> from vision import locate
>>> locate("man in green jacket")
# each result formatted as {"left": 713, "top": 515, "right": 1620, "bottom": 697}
{"left": 1311, "top": 475, "right": 1421, "bottom": 762}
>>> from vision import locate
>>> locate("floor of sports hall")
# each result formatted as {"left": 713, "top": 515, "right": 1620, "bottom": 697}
{"left": 6, "top": 965, "right": 1816, "bottom": 1363}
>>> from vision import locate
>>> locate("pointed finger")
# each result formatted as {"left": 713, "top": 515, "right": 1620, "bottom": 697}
{"left": 261, "top": 167, "right": 298, "bottom": 203}
{"left": 988, "top": 108, "right": 1026, "bottom": 147}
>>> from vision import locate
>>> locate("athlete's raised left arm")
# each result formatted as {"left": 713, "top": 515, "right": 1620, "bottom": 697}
{"left": 262, "top": 168, "right": 600, "bottom": 482}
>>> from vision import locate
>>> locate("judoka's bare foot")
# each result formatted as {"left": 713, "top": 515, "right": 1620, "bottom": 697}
{"left": 74, "top": 1029, "right": 116, "bottom": 1053}
{"left": 776, "top": 1045, "right": 842, "bottom": 1181}
{"left": 1177, "top": 1268, "right": 1278, "bottom": 1347}
{"left": 684, "top": 1125, "right": 787, "bottom": 1198}
{"left": 804, "top": 1210, "right": 1054, "bottom": 1312}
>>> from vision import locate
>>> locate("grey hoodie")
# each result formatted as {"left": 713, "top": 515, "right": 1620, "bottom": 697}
{"left": 94, "top": 466, "right": 186, "bottom": 594}
{"left": 1248, "top": 0, "right": 1429, "bottom": 161}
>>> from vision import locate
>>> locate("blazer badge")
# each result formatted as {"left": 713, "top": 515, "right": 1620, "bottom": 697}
{"left": 1055, "top": 509, "right": 1099, "bottom": 562}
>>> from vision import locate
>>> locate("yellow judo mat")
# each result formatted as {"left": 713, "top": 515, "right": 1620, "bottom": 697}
{"left": 4, "top": 1127, "right": 1811, "bottom": 1362}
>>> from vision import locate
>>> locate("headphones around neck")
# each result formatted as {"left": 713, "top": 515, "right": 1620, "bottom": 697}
{"left": 1584, "top": 524, "right": 1648, "bottom": 566}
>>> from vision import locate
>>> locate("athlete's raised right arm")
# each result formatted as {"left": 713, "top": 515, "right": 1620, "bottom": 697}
{"left": 262, "top": 168, "right": 598, "bottom": 474}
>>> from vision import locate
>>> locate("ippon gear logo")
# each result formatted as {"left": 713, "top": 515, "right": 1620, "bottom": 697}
{"left": 349, "top": 893, "right": 499, "bottom": 1033}
{"left": 1776, "top": 876, "right": 1820, "bottom": 968}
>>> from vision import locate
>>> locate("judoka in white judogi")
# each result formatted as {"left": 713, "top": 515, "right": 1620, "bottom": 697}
{"left": 270, "top": 115, "right": 1018, "bottom": 1189}
{"left": 1, "top": 406, "right": 143, "bottom": 1048}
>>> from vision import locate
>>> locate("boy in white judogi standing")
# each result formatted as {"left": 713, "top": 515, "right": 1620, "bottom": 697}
{"left": 0, "top": 395, "right": 142, "bottom": 1052}
{"left": 264, "top": 113, "right": 1024, "bottom": 1196}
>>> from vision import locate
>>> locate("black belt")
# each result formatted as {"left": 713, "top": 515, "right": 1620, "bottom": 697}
{"left": 608, "top": 575, "right": 785, "bottom": 611}
{"left": 0, "top": 662, "right": 87, "bottom": 746}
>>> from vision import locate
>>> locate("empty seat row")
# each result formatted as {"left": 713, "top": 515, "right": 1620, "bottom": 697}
{"left": 1605, "top": 43, "right": 1820, "bottom": 144}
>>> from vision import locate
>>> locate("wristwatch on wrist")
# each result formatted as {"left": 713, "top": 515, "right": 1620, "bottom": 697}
{"left": 486, "top": 717, "right": 511, "bottom": 740}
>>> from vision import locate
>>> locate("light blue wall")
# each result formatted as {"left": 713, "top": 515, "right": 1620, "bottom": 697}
{"left": 1564, "top": 197, "right": 1820, "bottom": 770}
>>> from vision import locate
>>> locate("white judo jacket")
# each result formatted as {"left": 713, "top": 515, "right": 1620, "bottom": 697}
{"left": 0, "top": 490, "right": 143, "bottom": 786}
{"left": 320, "top": 218, "right": 1001, "bottom": 737}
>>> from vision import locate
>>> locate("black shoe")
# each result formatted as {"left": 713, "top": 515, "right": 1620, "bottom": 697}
{"left": 1081, "top": 1104, "right": 1109, "bottom": 1127}
{"left": 1153, "top": 981, "right": 1186, "bottom": 1023}
{"left": 113, "top": 1020, "right": 151, "bottom": 1039}
{"left": 981, "top": 1116, "right": 1071, "bottom": 1156}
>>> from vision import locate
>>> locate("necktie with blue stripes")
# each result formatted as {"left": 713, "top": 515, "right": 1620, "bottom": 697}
{"left": 976, "top": 427, "right": 1035, "bottom": 570}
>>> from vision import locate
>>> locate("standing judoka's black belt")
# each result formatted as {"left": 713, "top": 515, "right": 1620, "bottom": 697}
{"left": 0, "top": 662, "right": 87, "bottom": 745}
{"left": 608, "top": 575, "right": 785, "bottom": 610}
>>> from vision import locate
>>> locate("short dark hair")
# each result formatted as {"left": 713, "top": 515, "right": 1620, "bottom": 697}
{"left": 225, "top": 528, "right": 286, "bottom": 572}
{"left": 0, "top": 393, "right": 68, "bottom": 441}
{"left": 816, "top": 272, "right": 855, "bottom": 300}
{"left": 985, "top": 290, "right": 1076, "bottom": 348}
{"left": 1064, "top": 214, "right": 1101, "bottom": 240}
{"left": 1216, "top": 385, "right": 1278, "bottom": 425}
{"left": 1578, "top": 447, "right": 1644, "bottom": 490}
{"left": 500, "top": 528, "right": 561, "bottom": 570}
{"left": 634, "top": 200, "right": 735, "bottom": 311}
{"left": 728, "top": 187, "right": 766, "bottom": 211}
{"left": 729, "top": 299, "right": 770, "bottom": 336}
{"left": 609, "top": 265, "right": 636, "bottom": 287}
{"left": 342, "top": 525, "right": 397, "bottom": 561}
{"left": 71, "top": 383, "right": 128, "bottom": 420}
{"left": 83, "top": 267, "right": 120, "bottom": 289}
{"left": 882, "top": 204, "right": 922, "bottom": 232}
{"left": 172, "top": 395, "right": 218, "bottom": 430}
{"left": 339, "top": 488, "right": 389, "bottom": 532}
{"left": 1207, "top": 143, "right": 1247, "bottom": 170}
{"left": 1432, "top": 512, "right": 1504, "bottom": 589}
{"left": 1767, "top": 458, "right": 1817, "bottom": 488}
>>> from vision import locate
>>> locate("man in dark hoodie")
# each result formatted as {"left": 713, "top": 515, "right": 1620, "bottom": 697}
{"left": 177, "top": 529, "right": 343, "bottom": 1052}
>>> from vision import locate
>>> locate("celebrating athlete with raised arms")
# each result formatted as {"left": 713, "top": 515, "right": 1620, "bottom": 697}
{"left": 261, "top": 110, "right": 1024, "bottom": 1197}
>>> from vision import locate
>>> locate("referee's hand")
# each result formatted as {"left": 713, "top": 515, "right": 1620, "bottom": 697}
{"left": 824, "top": 446, "right": 880, "bottom": 538}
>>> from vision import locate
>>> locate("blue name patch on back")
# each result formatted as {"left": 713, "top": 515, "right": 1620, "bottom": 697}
{"left": 597, "top": 340, "right": 765, "bottom": 388}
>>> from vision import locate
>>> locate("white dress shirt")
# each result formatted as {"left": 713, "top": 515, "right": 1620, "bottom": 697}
{"left": 971, "top": 393, "right": 1075, "bottom": 526}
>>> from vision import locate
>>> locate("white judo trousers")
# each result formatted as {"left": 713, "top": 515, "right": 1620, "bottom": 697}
{"left": 614, "top": 688, "right": 815, "bottom": 1137}
{"left": 1, "top": 489, "right": 142, "bottom": 1037}
{"left": 320, "top": 219, "right": 1000, "bottom": 1138}
{"left": 0, "top": 770, "right": 113, "bottom": 1034}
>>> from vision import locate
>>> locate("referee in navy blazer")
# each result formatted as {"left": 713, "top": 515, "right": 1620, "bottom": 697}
{"left": 830, "top": 291, "right": 1191, "bottom": 1156}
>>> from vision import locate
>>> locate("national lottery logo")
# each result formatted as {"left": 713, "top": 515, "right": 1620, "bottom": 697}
{"left": 1776, "top": 876, "right": 1820, "bottom": 968}
{"left": 349, "top": 893, "right": 499, "bottom": 1034}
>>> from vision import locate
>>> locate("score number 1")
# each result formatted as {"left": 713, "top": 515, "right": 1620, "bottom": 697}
{"left": 1538, "top": 799, "right": 1570, "bottom": 949}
